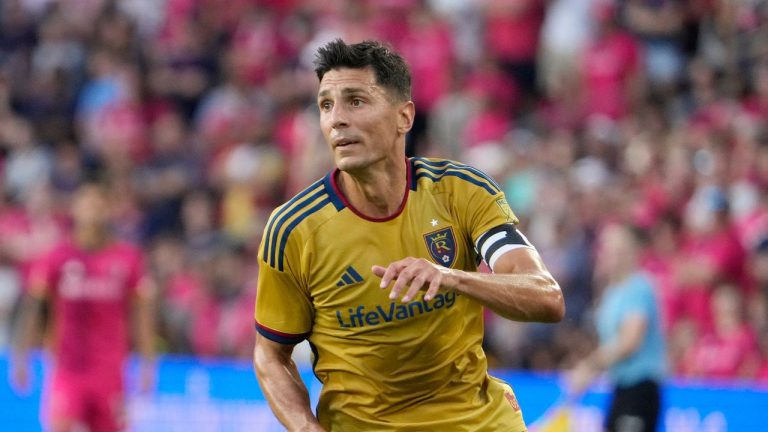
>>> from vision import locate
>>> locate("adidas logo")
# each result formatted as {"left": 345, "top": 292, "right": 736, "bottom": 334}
{"left": 336, "top": 266, "right": 364, "bottom": 287}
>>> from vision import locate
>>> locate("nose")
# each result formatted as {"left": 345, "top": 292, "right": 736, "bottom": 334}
{"left": 328, "top": 104, "right": 349, "bottom": 129}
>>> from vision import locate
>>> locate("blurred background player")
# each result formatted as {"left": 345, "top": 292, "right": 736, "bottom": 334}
{"left": 568, "top": 223, "right": 666, "bottom": 432}
{"left": 10, "top": 180, "right": 156, "bottom": 432}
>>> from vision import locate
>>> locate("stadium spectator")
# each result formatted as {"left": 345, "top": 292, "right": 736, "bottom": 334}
{"left": 580, "top": 0, "right": 643, "bottom": 122}
{"left": 747, "top": 237, "right": 768, "bottom": 341}
{"left": 189, "top": 244, "right": 255, "bottom": 359}
{"left": 675, "top": 185, "right": 747, "bottom": 333}
{"left": 678, "top": 283, "right": 761, "bottom": 379}
{"left": 623, "top": 0, "right": 686, "bottom": 91}
{"left": 133, "top": 109, "right": 202, "bottom": 240}
{"left": 482, "top": 0, "right": 545, "bottom": 108}
{"left": 149, "top": 234, "right": 196, "bottom": 354}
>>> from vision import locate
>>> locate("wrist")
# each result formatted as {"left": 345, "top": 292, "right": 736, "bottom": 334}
{"left": 445, "top": 268, "right": 468, "bottom": 294}
{"left": 593, "top": 346, "right": 616, "bottom": 370}
{"left": 290, "top": 417, "right": 324, "bottom": 432}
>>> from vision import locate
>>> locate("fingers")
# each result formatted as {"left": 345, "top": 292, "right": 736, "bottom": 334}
{"left": 389, "top": 265, "right": 413, "bottom": 301}
{"left": 139, "top": 365, "right": 155, "bottom": 394}
{"left": 564, "top": 362, "right": 595, "bottom": 399}
{"left": 373, "top": 258, "right": 449, "bottom": 303}
{"left": 11, "top": 365, "right": 30, "bottom": 395}
{"left": 401, "top": 273, "right": 428, "bottom": 303}
{"left": 373, "top": 260, "right": 409, "bottom": 289}
{"left": 371, "top": 265, "right": 387, "bottom": 278}
{"left": 424, "top": 277, "right": 441, "bottom": 302}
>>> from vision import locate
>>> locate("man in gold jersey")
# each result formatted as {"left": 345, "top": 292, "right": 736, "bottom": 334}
{"left": 253, "top": 39, "right": 565, "bottom": 431}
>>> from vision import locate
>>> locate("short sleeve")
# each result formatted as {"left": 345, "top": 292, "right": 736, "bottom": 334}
{"left": 255, "top": 236, "right": 313, "bottom": 345}
{"left": 455, "top": 177, "right": 519, "bottom": 245}
{"left": 26, "top": 250, "right": 58, "bottom": 298}
{"left": 621, "top": 274, "right": 656, "bottom": 318}
{"left": 127, "top": 247, "right": 153, "bottom": 299}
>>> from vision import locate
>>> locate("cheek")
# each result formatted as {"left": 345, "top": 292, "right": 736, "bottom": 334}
{"left": 318, "top": 115, "right": 331, "bottom": 134}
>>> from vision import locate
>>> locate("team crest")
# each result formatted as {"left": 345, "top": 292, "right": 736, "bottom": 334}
{"left": 496, "top": 198, "right": 518, "bottom": 223}
{"left": 423, "top": 227, "right": 457, "bottom": 268}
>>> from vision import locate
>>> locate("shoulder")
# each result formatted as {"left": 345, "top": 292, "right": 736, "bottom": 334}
{"left": 618, "top": 272, "right": 657, "bottom": 308}
{"left": 261, "top": 174, "right": 344, "bottom": 271}
{"left": 264, "top": 175, "right": 344, "bottom": 232}
{"left": 409, "top": 157, "right": 503, "bottom": 196}
{"left": 32, "top": 245, "right": 61, "bottom": 270}
{"left": 629, "top": 272, "right": 656, "bottom": 294}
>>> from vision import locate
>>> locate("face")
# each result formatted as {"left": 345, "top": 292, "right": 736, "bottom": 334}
{"left": 596, "top": 225, "right": 637, "bottom": 275}
{"left": 317, "top": 67, "right": 413, "bottom": 173}
{"left": 71, "top": 185, "right": 111, "bottom": 229}
{"left": 751, "top": 251, "right": 768, "bottom": 285}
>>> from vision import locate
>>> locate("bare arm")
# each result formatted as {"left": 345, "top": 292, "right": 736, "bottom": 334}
{"left": 568, "top": 313, "right": 648, "bottom": 395}
{"left": 10, "top": 293, "right": 45, "bottom": 393}
{"left": 133, "top": 277, "right": 157, "bottom": 392}
{"left": 372, "top": 247, "right": 564, "bottom": 323}
{"left": 253, "top": 334, "right": 324, "bottom": 432}
{"left": 591, "top": 313, "right": 648, "bottom": 368}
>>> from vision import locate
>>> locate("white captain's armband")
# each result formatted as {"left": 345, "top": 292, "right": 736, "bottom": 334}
{"left": 475, "top": 224, "right": 535, "bottom": 269}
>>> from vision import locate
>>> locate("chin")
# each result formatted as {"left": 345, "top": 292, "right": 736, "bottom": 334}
{"left": 335, "top": 155, "right": 371, "bottom": 173}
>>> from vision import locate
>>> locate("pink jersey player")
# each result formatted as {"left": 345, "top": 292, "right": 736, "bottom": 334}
{"left": 11, "top": 181, "right": 155, "bottom": 432}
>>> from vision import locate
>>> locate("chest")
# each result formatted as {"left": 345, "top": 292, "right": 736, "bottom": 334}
{"left": 54, "top": 252, "right": 132, "bottom": 302}
{"left": 304, "top": 196, "right": 476, "bottom": 329}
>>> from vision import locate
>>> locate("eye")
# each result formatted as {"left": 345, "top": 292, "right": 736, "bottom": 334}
{"left": 319, "top": 100, "right": 332, "bottom": 111}
{"left": 351, "top": 98, "right": 363, "bottom": 107}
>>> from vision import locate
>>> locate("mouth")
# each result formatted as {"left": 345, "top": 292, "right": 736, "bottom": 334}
{"left": 333, "top": 138, "right": 360, "bottom": 148}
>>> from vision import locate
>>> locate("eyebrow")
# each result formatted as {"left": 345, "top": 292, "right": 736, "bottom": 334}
{"left": 317, "top": 87, "right": 370, "bottom": 98}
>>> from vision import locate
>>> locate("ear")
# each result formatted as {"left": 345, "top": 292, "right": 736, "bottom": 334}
{"left": 396, "top": 101, "right": 415, "bottom": 135}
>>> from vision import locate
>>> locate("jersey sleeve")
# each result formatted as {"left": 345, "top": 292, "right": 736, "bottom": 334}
{"left": 453, "top": 170, "right": 535, "bottom": 269}
{"left": 620, "top": 275, "right": 656, "bottom": 318}
{"left": 26, "top": 249, "right": 58, "bottom": 298}
{"left": 128, "top": 247, "right": 153, "bottom": 300}
{"left": 255, "top": 228, "right": 313, "bottom": 345}
{"left": 458, "top": 180, "right": 519, "bottom": 242}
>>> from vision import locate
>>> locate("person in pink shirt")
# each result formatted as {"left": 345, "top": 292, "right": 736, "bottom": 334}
{"left": 188, "top": 246, "right": 256, "bottom": 359}
{"left": 399, "top": 5, "right": 455, "bottom": 115}
{"left": 580, "top": 0, "right": 643, "bottom": 121}
{"left": 674, "top": 186, "right": 748, "bottom": 333}
{"left": 678, "top": 284, "right": 760, "bottom": 379}
{"left": 11, "top": 180, "right": 156, "bottom": 432}
{"left": 640, "top": 212, "right": 683, "bottom": 334}
{"left": 482, "top": 0, "right": 545, "bottom": 104}
{"left": 0, "top": 182, "right": 69, "bottom": 290}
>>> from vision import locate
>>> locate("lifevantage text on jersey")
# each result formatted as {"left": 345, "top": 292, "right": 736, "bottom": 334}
{"left": 335, "top": 291, "right": 457, "bottom": 328}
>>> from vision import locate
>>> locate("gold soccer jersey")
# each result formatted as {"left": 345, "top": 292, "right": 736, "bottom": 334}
{"left": 255, "top": 157, "right": 527, "bottom": 431}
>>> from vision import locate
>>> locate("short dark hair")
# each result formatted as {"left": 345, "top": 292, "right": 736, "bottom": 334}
{"left": 314, "top": 39, "right": 412, "bottom": 101}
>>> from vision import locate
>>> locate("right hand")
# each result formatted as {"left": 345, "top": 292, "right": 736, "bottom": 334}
{"left": 564, "top": 360, "right": 598, "bottom": 400}
{"left": 10, "top": 360, "right": 32, "bottom": 395}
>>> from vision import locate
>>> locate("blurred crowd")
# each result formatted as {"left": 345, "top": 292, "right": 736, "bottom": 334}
{"left": 0, "top": 0, "right": 768, "bottom": 382}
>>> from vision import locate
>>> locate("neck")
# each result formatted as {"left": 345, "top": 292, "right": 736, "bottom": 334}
{"left": 337, "top": 158, "right": 407, "bottom": 219}
{"left": 74, "top": 226, "right": 110, "bottom": 250}
{"left": 607, "top": 263, "right": 637, "bottom": 286}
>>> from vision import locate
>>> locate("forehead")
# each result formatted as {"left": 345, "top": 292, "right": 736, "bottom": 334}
{"left": 601, "top": 226, "right": 631, "bottom": 244}
{"left": 318, "top": 67, "right": 382, "bottom": 96}
{"left": 75, "top": 185, "right": 107, "bottom": 201}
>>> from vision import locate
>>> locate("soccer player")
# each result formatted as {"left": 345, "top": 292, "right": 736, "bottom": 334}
{"left": 253, "top": 39, "right": 564, "bottom": 431}
{"left": 11, "top": 180, "right": 156, "bottom": 432}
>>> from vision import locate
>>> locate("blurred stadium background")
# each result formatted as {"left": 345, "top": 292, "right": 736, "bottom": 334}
{"left": 0, "top": 0, "right": 768, "bottom": 430}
